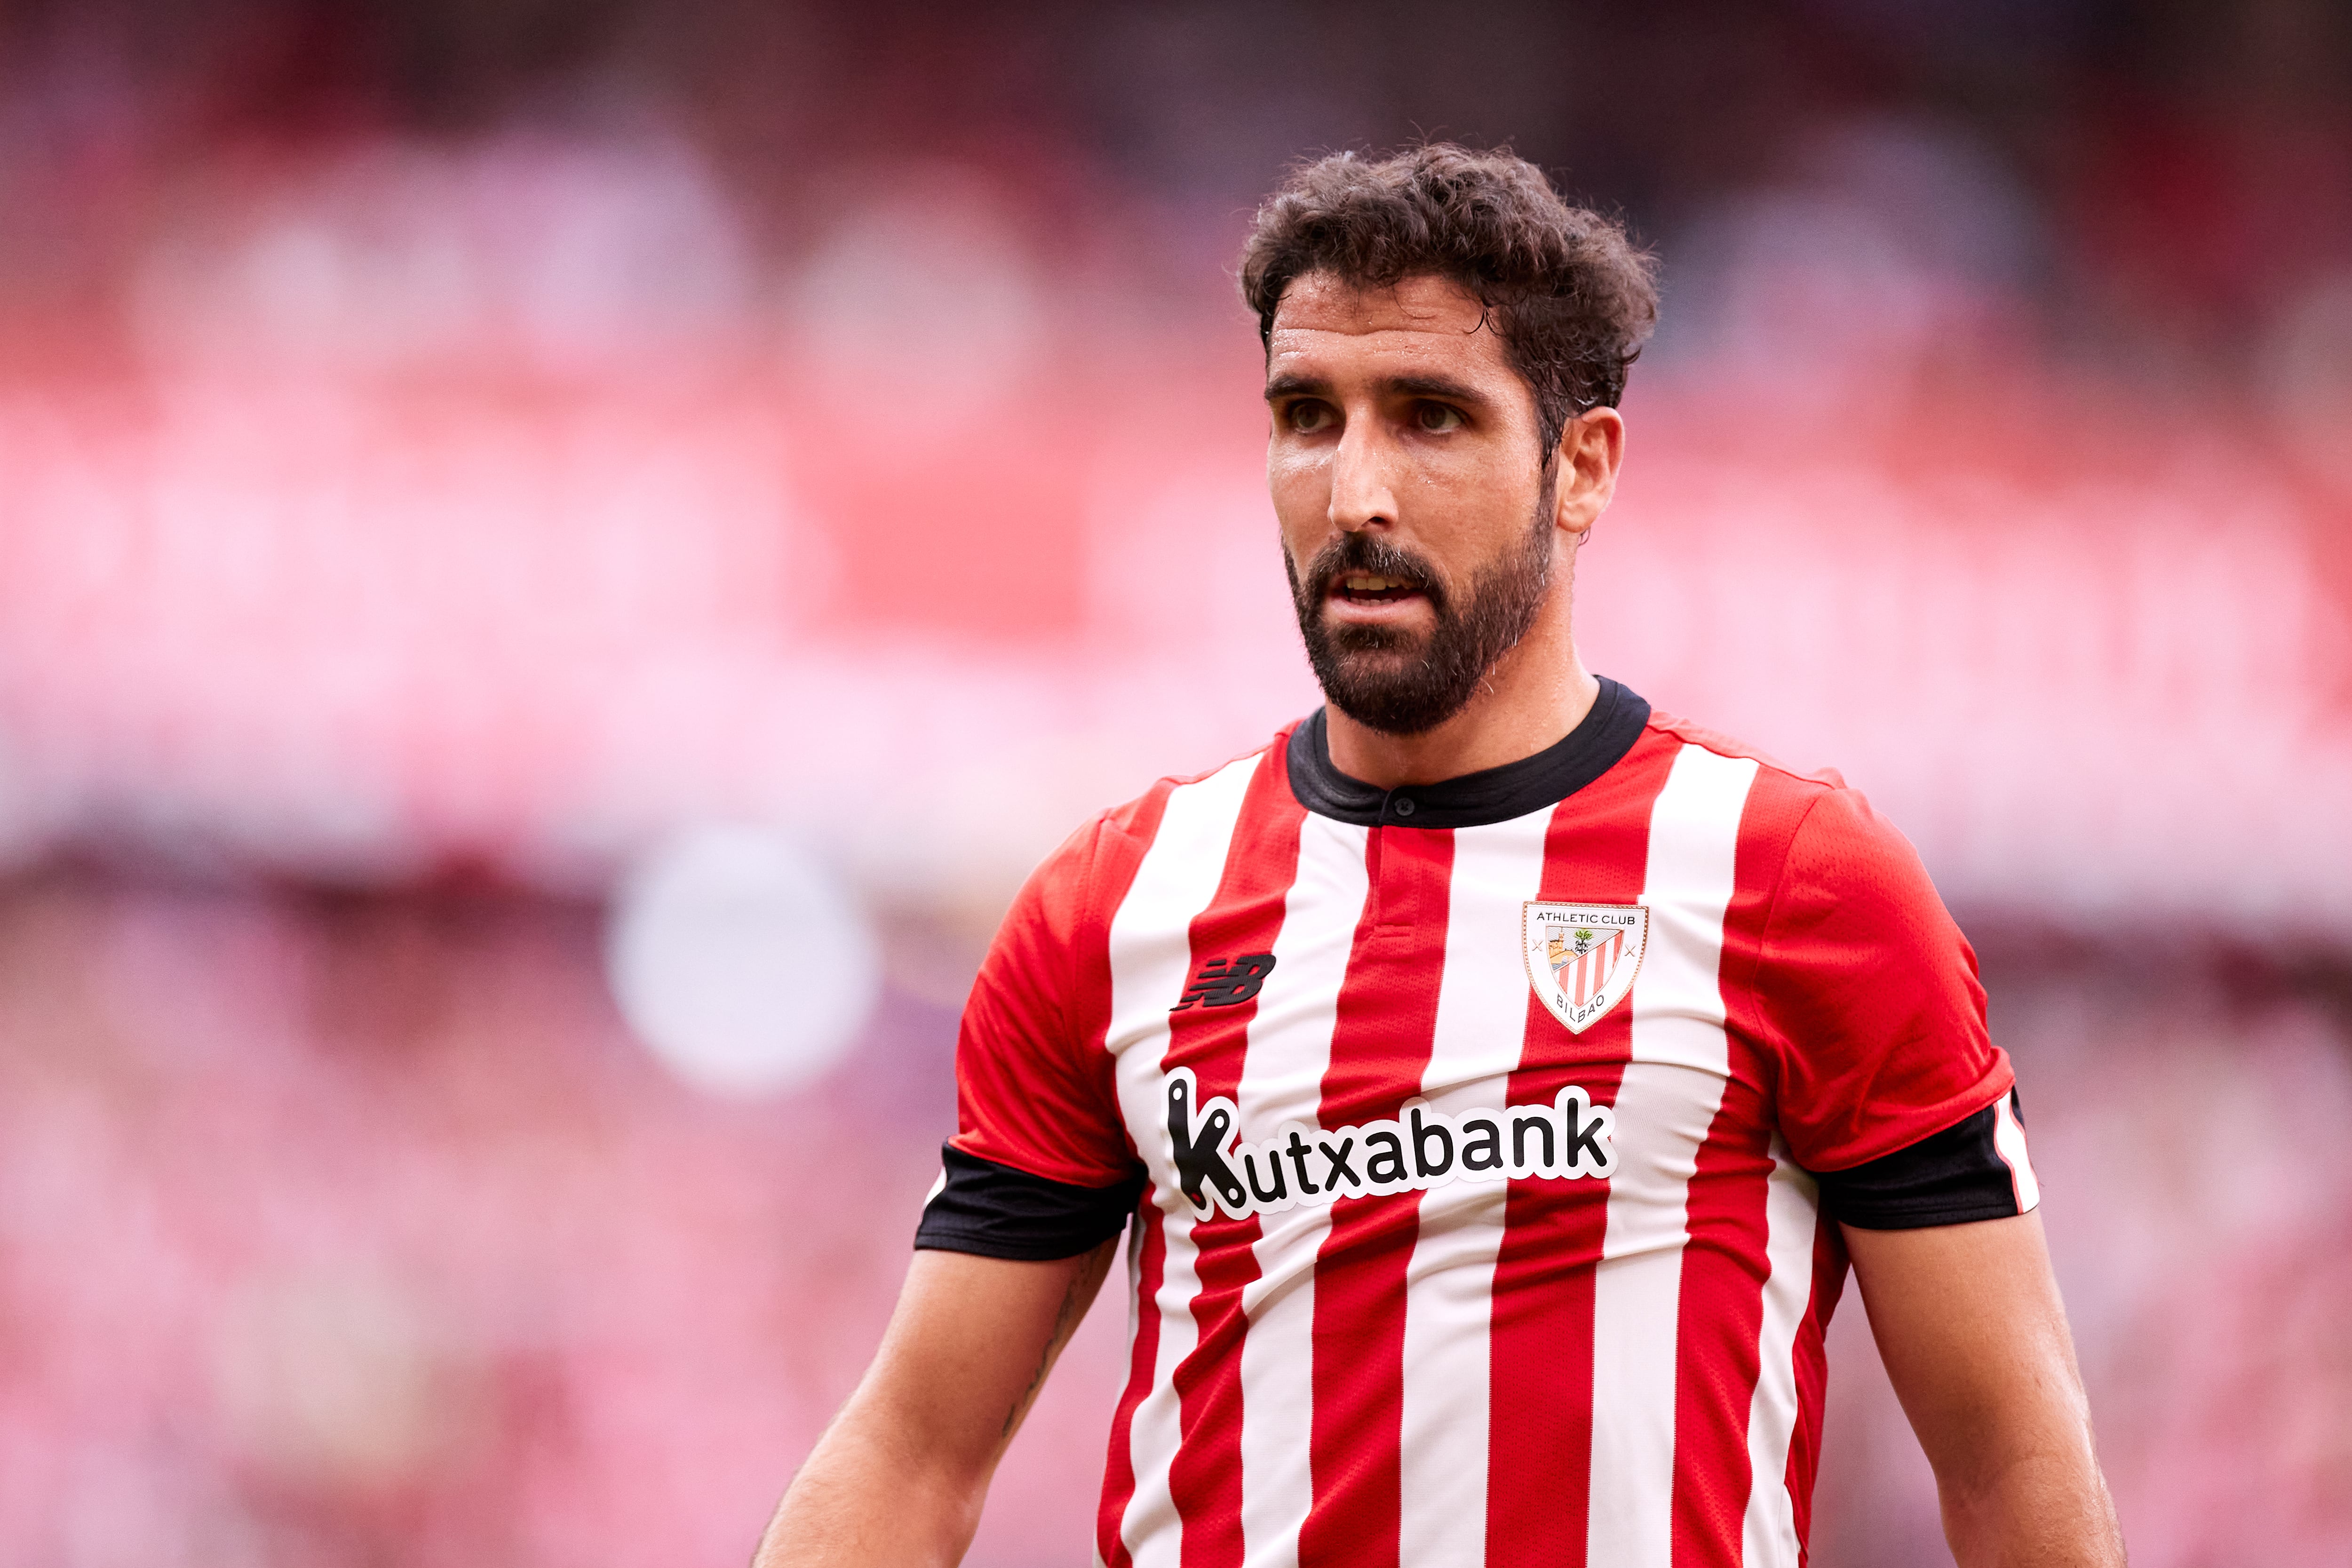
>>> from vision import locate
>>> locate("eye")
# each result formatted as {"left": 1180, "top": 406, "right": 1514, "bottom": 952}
{"left": 1414, "top": 402, "right": 1464, "bottom": 433}
{"left": 1285, "top": 400, "right": 1336, "bottom": 434}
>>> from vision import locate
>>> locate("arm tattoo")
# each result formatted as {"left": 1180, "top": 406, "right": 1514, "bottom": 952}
{"left": 1002, "top": 1252, "right": 1107, "bottom": 1438}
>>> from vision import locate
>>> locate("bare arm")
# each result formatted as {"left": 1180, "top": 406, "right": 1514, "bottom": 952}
{"left": 1844, "top": 1212, "right": 2125, "bottom": 1567}
{"left": 755, "top": 1241, "right": 1120, "bottom": 1568}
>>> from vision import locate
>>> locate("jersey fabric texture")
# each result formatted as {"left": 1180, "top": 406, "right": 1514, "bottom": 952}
{"left": 920, "top": 677, "right": 2036, "bottom": 1568}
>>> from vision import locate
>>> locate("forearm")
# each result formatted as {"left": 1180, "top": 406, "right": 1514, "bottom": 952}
{"left": 755, "top": 1395, "right": 988, "bottom": 1568}
{"left": 1845, "top": 1215, "right": 2124, "bottom": 1568}
{"left": 1936, "top": 1423, "right": 2124, "bottom": 1567}
{"left": 754, "top": 1242, "right": 1118, "bottom": 1568}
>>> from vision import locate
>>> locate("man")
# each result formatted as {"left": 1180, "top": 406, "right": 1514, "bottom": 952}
{"left": 759, "top": 145, "right": 2124, "bottom": 1568}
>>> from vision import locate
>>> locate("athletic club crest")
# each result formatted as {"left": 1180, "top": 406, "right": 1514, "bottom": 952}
{"left": 1522, "top": 902, "right": 1648, "bottom": 1034}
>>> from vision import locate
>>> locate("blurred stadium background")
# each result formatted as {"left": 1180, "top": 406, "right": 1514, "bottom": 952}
{"left": 0, "top": 1, "right": 2347, "bottom": 1563}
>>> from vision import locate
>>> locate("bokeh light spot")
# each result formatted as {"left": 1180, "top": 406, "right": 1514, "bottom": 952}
{"left": 605, "top": 824, "right": 880, "bottom": 1097}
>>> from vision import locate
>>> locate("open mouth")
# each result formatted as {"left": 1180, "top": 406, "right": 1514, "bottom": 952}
{"left": 1331, "top": 573, "right": 1425, "bottom": 605}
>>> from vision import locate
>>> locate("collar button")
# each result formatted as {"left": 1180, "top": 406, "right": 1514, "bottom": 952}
{"left": 1392, "top": 796, "right": 1416, "bottom": 818}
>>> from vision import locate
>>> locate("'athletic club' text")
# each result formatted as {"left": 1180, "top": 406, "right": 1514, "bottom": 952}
{"left": 1162, "top": 1067, "right": 1618, "bottom": 1221}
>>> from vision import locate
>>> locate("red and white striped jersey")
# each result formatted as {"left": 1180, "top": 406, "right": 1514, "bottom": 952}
{"left": 930, "top": 680, "right": 2032, "bottom": 1568}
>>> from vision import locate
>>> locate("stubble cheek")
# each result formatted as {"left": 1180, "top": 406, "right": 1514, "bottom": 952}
{"left": 1416, "top": 461, "right": 1540, "bottom": 575}
{"left": 1266, "top": 454, "right": 1330, "bottom": 578}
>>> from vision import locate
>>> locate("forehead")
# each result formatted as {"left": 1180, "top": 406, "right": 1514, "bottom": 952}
{"left": 1266, "top": 271, "right": 1509, "bottom": 377}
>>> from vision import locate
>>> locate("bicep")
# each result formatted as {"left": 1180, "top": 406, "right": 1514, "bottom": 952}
{"left": 1843, "top": 1213, "right": 2090, "bottom": 1487}
{"left": 854, "top": 1242, "right": 1120, "bottom": 1478}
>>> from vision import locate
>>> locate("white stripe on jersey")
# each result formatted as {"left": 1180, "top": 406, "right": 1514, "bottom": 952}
{"left": 1587, "top": 744, "right": 1759, "bottom": 1568}
{"left": 1741, "top": 1138, "right": 1821, "bottom": 1568}
{"left": 1991, "top": 1093, "right": 2040, "bottom": 1213}
{"left": 1236, "top": 812, "right": 1369, "bottom": 1568}
{"left": 1109, "top": 755, "right": 1263, "bottom": 1568}
{"left": 1397, "top": 806, "right": 1555, "bottom": 1568}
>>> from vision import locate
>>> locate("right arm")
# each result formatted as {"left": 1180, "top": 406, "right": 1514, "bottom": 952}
{"left": 764, "top": 810, "right": 1136, "bottom": 1564}
{"left": 754, "top": 1239, "right": 1120, "bottom": 1568}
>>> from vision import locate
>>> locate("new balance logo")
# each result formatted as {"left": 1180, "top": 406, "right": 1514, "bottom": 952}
{"left": 1172, "top": 953, "right": 1277, "bottom": 1011}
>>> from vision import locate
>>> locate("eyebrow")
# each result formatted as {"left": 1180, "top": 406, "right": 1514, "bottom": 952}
{"left": 1263, "top": 371, "right": 1493, "bottom": 406}
{"left": 1263, "top": 372, "right": 1328, "bottom": 401}
{"left": 1384, "top": 374, "right": 1489, "bottom": 406}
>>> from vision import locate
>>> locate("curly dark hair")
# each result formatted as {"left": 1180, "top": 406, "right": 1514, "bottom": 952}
{"left": 1240, "top": 144, "right": 1659, "bottom": 459}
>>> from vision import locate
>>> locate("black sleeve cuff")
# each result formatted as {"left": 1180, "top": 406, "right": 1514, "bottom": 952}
{"left": 1815, "top": 1091, "right": 2032, "bottom": 1230}
{"left": 914, "top": 1144, "right": 1146, "bottom": 1261}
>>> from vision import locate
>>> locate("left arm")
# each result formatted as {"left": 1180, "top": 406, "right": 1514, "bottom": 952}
{"left": 1844, "top": 1212, "right": 2126, "bottom": 1567}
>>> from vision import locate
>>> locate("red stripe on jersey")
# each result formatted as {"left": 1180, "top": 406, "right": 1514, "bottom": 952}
{"left": 1297, "top": 824, "right": 1455, "bottom": 1568}
{"left": 1786, "top": 1224, "right": 1847, "bottom": 1553}
{"left": 1164, "top": 759, "right": 1306, "bottom": 1568}
{"left": 1669, "top": 1048, "right": 1776, "bottom": 1558}
{"left": 1093, "top": 780, "right": 1183, "bottom": 1568}
{"left": 1667, "top": 761, "right": 1818, "bottom": 1559}
{"left": 1486, "top": 729, "right": 1680, "bottom": 1568}
{"left": 1093, "top": 782, "right": 1179, "bottom": 1160}
{"left": 1104, "top": 1205, "right": 1171, "bottom": 1568}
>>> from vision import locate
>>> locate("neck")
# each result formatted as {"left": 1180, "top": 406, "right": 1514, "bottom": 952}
{"left": 1322, "top": 593, "right": 1598, "bottom": 788}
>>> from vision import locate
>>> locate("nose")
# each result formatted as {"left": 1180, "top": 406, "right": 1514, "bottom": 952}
{"left": 1327, "top": 414, "right": 1399, "bottom": 534}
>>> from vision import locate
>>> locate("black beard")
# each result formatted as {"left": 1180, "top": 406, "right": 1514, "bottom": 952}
{"left": 1285, "top": 508, "right": 1555, "bottom": 737}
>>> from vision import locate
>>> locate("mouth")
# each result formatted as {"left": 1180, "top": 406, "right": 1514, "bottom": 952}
{"left": 1329, "top": 572, "right": 1427, "bottom": 607}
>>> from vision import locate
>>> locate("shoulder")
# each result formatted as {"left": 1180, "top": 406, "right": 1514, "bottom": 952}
{"left": 1020, "top": 724, "right": 1302, "bottom": 915}
{"left": 1643, "top": 708, "right": 1847, "bottom": 794}
{"left": 1642, "top": 708, "right": 1926, "bottom": 897}
{"left": 1104, "top": 723, "right": 1299, "bottom": 838}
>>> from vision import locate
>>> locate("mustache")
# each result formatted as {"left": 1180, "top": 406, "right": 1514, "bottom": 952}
{"left": 1296, "top": 533, "right": 1449, "bottom": 613}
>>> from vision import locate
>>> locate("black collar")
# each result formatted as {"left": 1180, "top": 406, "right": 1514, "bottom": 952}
{"left": 1284, "top": 677, "right": 1651, "bottom": 829}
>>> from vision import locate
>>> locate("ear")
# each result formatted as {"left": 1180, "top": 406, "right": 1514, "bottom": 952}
{"left": 1552, "top": 408, "right": 1626, "bottom": 541}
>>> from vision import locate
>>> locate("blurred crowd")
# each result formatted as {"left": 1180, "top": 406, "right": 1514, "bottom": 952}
{"left": 0, "top": 2, "right": 2346, "bottom": 1564}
